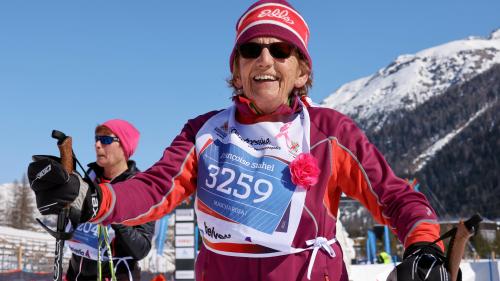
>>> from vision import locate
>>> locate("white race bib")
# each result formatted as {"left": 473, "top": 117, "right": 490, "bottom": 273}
{"left": 67, "top": 222, "right": 115, "bottom": 260}
{"left": 195, "top": 104, "right": 312, "bottom": 256}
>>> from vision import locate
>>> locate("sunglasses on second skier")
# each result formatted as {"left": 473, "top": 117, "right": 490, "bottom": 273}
{"left": 237, "top": 42, "right": 296, "bottom": 60}
{"left": 95, "top": 135, "right": 120, "bottom": 145}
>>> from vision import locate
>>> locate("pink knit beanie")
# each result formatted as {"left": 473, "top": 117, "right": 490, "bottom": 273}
{"left": 229, "top": 0, "right": 311, "bottom": 71}
{"left": 102, "top": 119, "right": 140, "bottom": 159}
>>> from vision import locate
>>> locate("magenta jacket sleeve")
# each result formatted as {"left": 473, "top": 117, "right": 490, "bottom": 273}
{"left": 309, "top": 107, "right": 442, "bottom": 248}
{"left": 91, "top": 111, "right": 220, "bottom": 225}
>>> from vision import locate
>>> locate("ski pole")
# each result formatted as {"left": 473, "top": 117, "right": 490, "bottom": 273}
{"left": 446, "top": 214, "right": 482, "bottom": 281}
{"left": 52, "top": 130, "right": 73, "bottom": 281}
{"left": 35, "top": 130, "right": 76, "bottom": 281}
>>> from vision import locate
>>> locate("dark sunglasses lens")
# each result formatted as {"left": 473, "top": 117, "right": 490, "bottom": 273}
{"left": 238, "top": 43, "right": 262, "bottom": 59}
{"left": 269, "top": 42, "right": 293, "bottom": 59}
{"left": 96, "top": 136, "right": 113, "bottom": 144}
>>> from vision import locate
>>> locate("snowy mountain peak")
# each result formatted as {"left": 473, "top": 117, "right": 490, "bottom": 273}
{"left": 490, "top": 28, "right": 500, "bottom": 40}
{"left": 322, "top": 31, "right": 500, "bottom": 130}
{"left": 394, "top": 54, "right": 416, "bottom": 64}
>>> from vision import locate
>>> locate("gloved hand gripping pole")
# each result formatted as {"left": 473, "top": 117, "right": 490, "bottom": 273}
{"left": 36, "top": 130, "right": 76, "bottom": 281}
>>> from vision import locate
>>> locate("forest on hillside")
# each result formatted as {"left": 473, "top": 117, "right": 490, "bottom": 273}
{"left": 363, "top": 64, "right": 500, "bottom": 219}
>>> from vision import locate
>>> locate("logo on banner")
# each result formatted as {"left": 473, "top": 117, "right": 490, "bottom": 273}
{"left": 176, "top": 209, "right": 195, "bottom": 221}
{"left": 275, "top": 122, "right": 300, "bottom": 156}
{"left": 175, "top": 236, "right": 195, "bottom": 247}
{"left": 175, "top": 247, "right": 195, "bottom": 259}
{"left": 203, "top": 222, "right": 231, "bottom": 240}
{"left": 231, "top": 128, "right": 271, "bottom": 146}
{"left": 215, "top": 122, "right": 229, "bottom": 139}
{"left": 175, "top": 222, "right": 194, "bottom": 235}
{"left": 68, "top": 245, "right": 88, "bottom": 258}
{"left": 230, "top": 128, "right": 281, "bottom": 151}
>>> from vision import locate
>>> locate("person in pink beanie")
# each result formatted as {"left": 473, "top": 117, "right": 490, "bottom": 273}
{"left": 65, "top": 119, "right": 154, "bottom": 281}
{"left": 101, "top": 119, "right": 140, "bottom": 161}
{"left": 29, "top": 1, "right": 446, "bottom": 280}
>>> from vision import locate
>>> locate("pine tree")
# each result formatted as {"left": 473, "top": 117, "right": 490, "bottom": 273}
{"left": 8, "top": 179, "right": 20, "bottom": 228}
{"left": 0, "top": 182, "right": 13, "bottom": 226}
{"left": 493, "top": 230, "right": 500, "bottom": 258}
{"left": 470, "top": 232, "right": 491, "bottom": 258}
{"left": 11, "top": 174, "right": 37, "bottom": 230}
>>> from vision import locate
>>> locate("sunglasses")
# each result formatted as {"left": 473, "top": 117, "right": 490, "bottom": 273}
{"left": 95, "top": 135, "right": 120, "bottom": 145}
{"left": 238, "top": 42, "right": 295, "bottom": 59}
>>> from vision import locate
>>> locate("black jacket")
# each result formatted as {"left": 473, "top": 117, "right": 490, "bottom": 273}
{"left": 66, "top": 161, "right": 155, "bottom": 281}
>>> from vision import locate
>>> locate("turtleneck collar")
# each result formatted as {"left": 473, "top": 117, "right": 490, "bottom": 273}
{"left": 233, "top": 94, "right": 304, "bottom": 124}
{"left": 87, "top": 160, "right": 139, "bottom": 184}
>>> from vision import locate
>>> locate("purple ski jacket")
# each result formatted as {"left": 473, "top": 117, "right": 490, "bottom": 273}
{"left": 91, "top": 97, "right": 442, "bottom": 281}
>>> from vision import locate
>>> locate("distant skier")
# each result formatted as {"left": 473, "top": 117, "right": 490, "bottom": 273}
{"left": 377, "top": 251, "right": 391, "bottom": 264}
{"left": 64, "top": 119, "right": 154, "bottom": 281}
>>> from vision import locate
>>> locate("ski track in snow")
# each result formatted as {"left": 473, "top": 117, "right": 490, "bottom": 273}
{"left": 413, "top": 104, "right": 492, "bottom": 171}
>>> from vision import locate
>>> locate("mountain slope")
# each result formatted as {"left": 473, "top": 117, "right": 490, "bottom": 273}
{"left": 416, "top": 81, "right": 499, "bottom": 217}
{"left": 323, "top": 29, "right": 500, "bottom": 131}
{"left": 322, "top": 30, "right": 500, "bottom": 219}
{"left": 371, "top": 65, "right": 499, "bottom": 218}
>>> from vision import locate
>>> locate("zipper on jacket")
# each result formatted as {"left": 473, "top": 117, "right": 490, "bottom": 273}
{"left": 324, "top": 273, "right": 330, "bottom": 281}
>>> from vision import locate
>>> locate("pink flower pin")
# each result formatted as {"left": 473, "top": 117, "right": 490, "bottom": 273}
{"left": 289, "top": 153, "right": 320, "bottom": 190}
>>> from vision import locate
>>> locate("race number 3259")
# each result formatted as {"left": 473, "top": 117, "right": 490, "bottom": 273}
{"left": 204, "top": 164, "right": 273, "bottom": 203}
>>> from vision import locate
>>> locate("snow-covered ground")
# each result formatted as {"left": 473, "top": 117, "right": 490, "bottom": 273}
{"left": 1, "top": 224, "right": 498, "bottom": 280}
{"left": 0, "top": 225, "right": 52, "bottom": 242}
{"left": 0, "top": 225, "right": 57, "bottom": 273}
{"left": 0, "top": 223, "right": 175, "bottom": 274}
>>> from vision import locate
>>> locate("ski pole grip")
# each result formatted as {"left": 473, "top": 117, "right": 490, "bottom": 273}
{"left": 463, "top": 214, "right": 482, "bottom": 233}
{"left": 51, "top": 130, "right": 74, "bottom": 174}
{"left": 447, "top": 214, "right": 482, "bottom": 281}
{"left": 49, "top": 130, "right": 75, "bottom": 281}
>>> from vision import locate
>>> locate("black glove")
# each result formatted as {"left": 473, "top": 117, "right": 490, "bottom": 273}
{"left": 28, "top": 155, "right": 97, "bottom": 223}
{"left": 387, "top": 243, "right": 450, "bottom": 281}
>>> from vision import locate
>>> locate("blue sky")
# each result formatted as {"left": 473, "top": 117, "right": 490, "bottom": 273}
{"left": 0, "top": 1, "right": 499, "bottom": 184}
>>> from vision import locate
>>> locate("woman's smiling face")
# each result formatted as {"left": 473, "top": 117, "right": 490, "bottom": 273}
{"left": 233, "top": 37, "right": 308, "bottom": 114}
